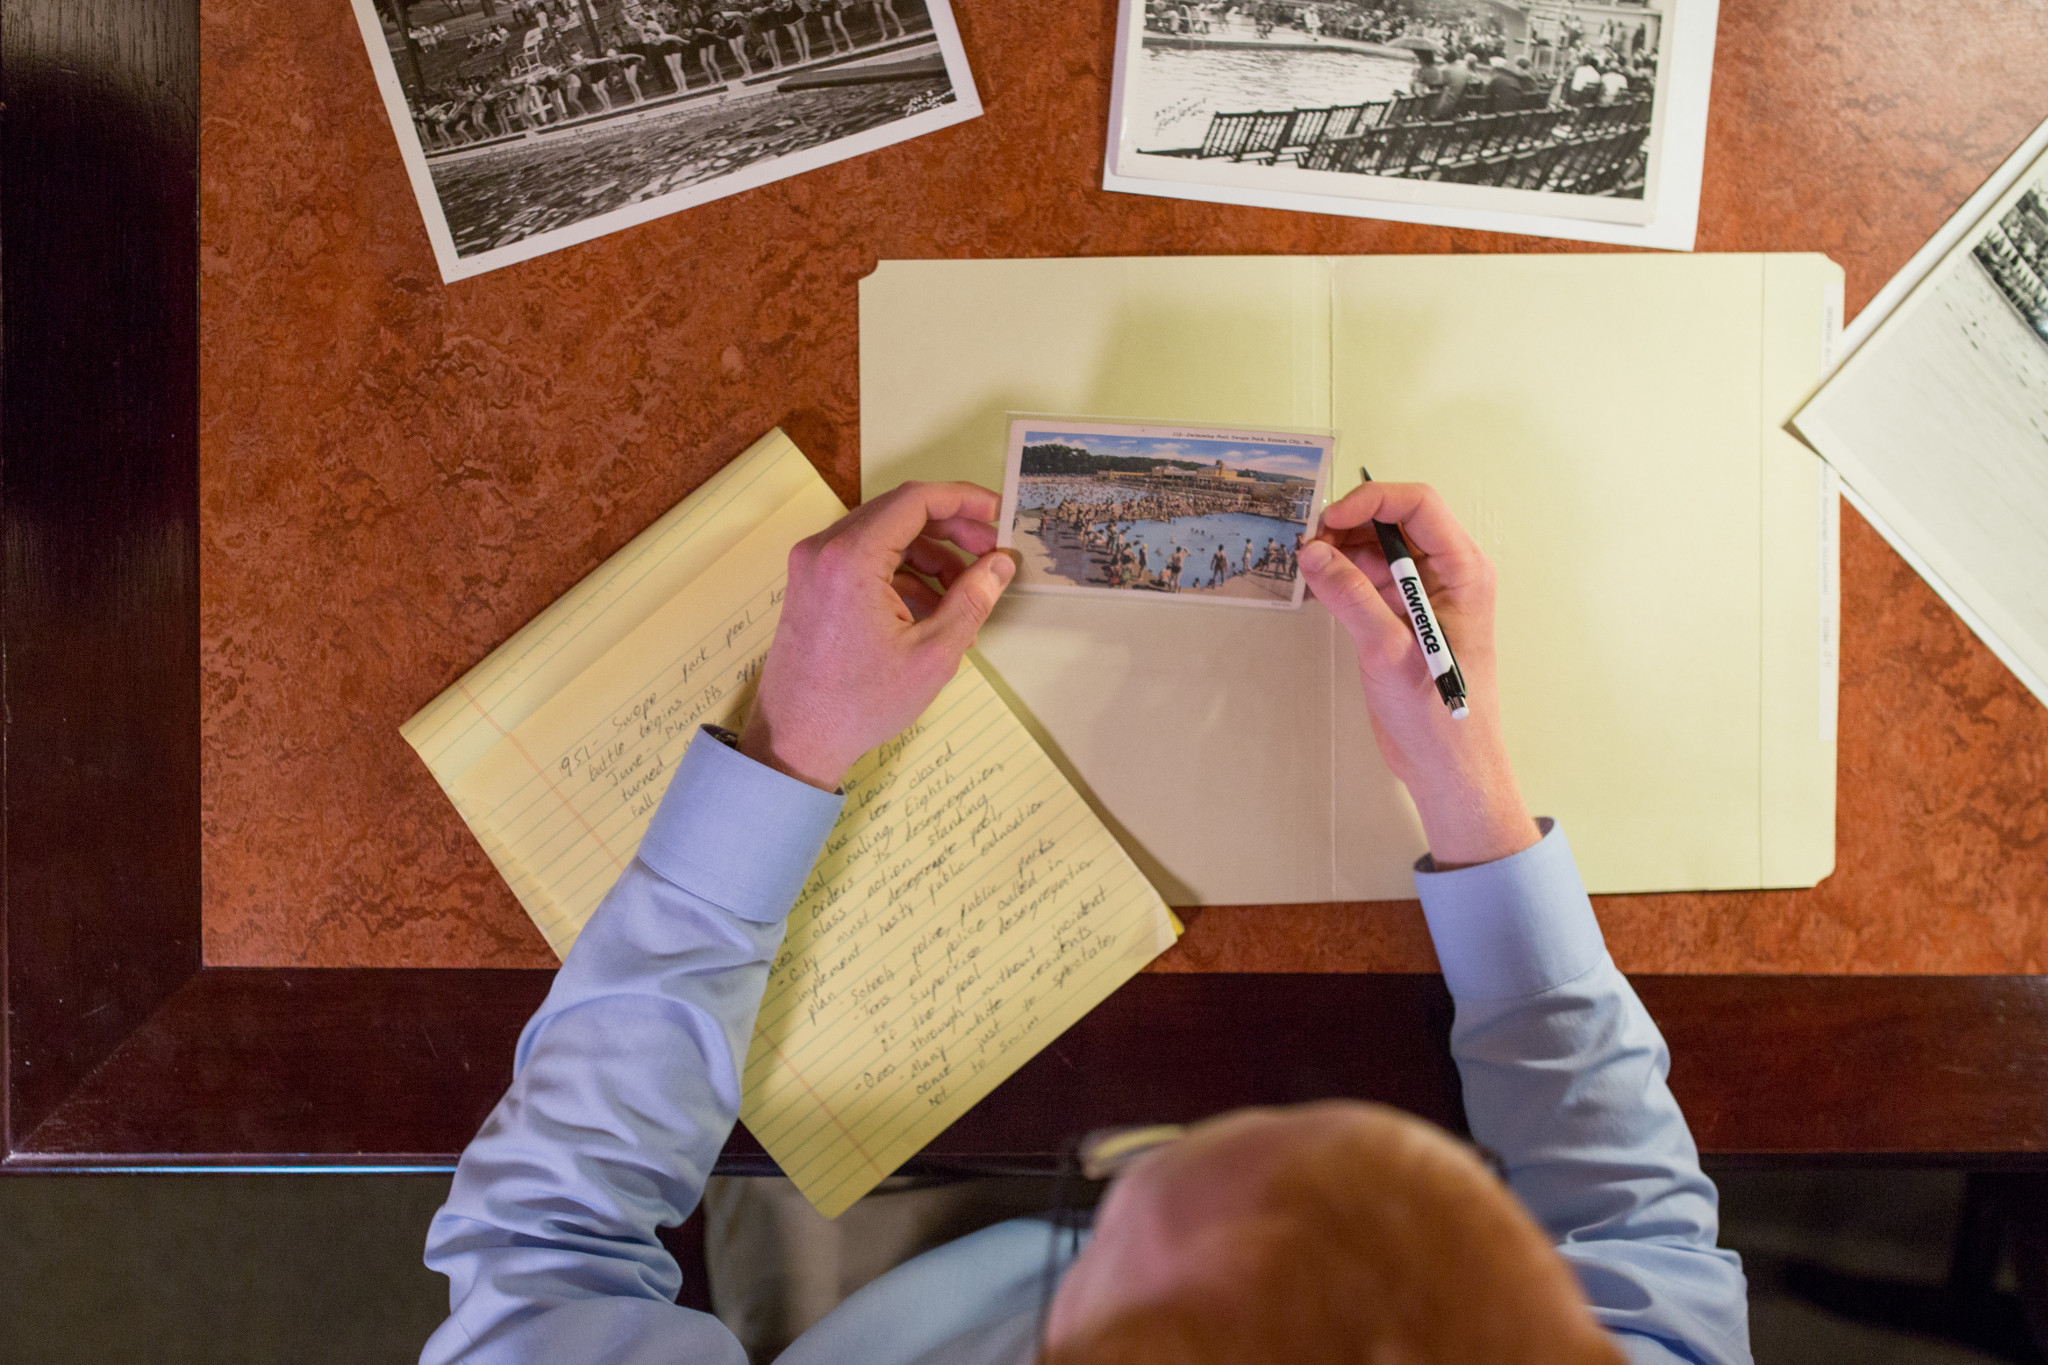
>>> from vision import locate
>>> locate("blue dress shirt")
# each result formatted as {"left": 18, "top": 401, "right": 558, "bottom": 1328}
{"left": 421, "top": 730, "right": 1750, "bottom": 1365}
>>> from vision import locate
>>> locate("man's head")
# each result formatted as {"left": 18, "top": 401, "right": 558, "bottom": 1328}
{"left": 1042, "top": 1102, "right": 1625, "bottom": 1365}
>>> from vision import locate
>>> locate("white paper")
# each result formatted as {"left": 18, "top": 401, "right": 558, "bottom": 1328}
{"left": 347, "top": 0, "right": 980, "bottom": 282}
{"left": 1102, "top": 0, "right": 1717, "bottom": 251}
{"left": 1792, "top": 118, "right": 2048, "bottom": 708}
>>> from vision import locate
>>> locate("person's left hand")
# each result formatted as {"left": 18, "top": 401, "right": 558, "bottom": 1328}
{"left": 738, "top": 481, "right": 1015, "bottom": 791}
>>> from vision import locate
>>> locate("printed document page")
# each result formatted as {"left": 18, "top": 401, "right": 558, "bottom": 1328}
{"left": 1794, "top": 138, "right": 2048, "bottom": 708}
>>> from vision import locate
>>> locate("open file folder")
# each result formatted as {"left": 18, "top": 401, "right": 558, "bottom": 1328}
{"left": 861, "top": 254, "right": 1843, "bottom": 902}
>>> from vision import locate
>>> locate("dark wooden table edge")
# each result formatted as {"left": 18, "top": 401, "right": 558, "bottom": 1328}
{"left": 8, "top": 968, "right": 2048, "bottom": 1168}
{"left": 7, "top": 0, "right": 2047, "bottom": 1173}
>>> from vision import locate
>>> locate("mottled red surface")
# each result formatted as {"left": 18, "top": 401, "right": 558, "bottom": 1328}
{"left": 201, "top": 0, "right": 2048, "bottom": 969}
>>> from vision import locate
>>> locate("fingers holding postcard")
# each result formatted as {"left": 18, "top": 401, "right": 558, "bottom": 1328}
{"left": 995, "top": 416, "right": 1333, "bottom": 609}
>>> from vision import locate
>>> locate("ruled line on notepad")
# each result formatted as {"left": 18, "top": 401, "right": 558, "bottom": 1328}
{"left": 804, "top": 927, "right": 1145, "bottom": 1207}
{"left": 764, "top": 883, "right": 1147, "bottom": 1192}
{"left": 472, "top": 575, "right": 784, "bottom": 831}
{"left": 747, "top": 741, "right": 1076, "bottom": 1051}
{"left": 768, "top": 714, "right": 1037, "bottom": 944}
{"left": 748, "top": 878, "right": 1123, "bottom": 1150}
{"left": 458, "top": 681, "right": 631, "bottom": 878}
{"left": 747, "top": 854, "right": 1145, "bottom": 1162}
{"left": 768, "top": 763, "right": 1069, "bottom": 989}
{"left": 767, "top": 860, "right": 1145, "bottom": 1144}
{"left": 465, "top": 585, "right": 784, "bottom": 919}
{"left": 477, "top": 600, "right": 792, "bottom": 943}
{"left": 750, "top": 786, "right": 1093, "bottom": 1061}
{"left": 750, "top": 801, "right": 1105, "bottom": 1074}
{"left": 412, "top": 443, "right": 801, "bottom": 761}
{"left": 768, "top": 1044, "right": 889, "bottom": 1180}
{"left": 770, "top": 695, "right": 1019, "bottom": 896}
{"left": 778, "top": 868, "right": 1153, "bottom": 1205}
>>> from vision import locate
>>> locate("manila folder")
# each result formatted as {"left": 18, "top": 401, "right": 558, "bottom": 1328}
{"left": 860, "top": 254, "right": 1841, "bottom": 902}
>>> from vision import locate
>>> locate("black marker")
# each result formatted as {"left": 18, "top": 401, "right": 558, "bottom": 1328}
{"left": 1359, "top": 466, "right": 1468, "bottom": 720}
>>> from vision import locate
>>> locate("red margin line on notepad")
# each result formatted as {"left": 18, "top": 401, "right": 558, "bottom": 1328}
{"left": 773, "top": 1046, "right": 887, "bottom": 1180}
{"left": 458, "top": 682, "right": 628, "bottom": 876}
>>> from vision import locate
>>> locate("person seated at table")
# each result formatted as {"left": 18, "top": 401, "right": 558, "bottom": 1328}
{"left": 417, "top": 480, "right": 1751, "bottom": 1365}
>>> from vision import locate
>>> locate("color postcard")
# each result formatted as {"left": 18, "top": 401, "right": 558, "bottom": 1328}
{"left": 996, "top": 417, "right": 1333, "bottom": 609}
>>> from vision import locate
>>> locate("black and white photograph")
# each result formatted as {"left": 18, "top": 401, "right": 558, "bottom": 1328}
{"left": 1973, "top": 186, "right": 2048, "bottom": 342}
{"left": 996, "top": 418, "right": 1333, "bottom": 609}
{"left": 1105, "top": 0, "right": 1716, "bottom": 247}
{"left": 349, "top": 0, "right": 979, "bottom": 280}
{"left": 1792, "top": 133, "right": 2048, "bottom": 708}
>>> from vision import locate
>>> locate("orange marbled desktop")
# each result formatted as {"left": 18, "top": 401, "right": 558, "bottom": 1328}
{"left": 200, "top": 0, "right": 2048, "bottom": 970}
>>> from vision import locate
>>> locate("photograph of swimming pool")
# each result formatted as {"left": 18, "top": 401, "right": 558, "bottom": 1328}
{"left": 996, "top": 418, "right": 1333, "bottom": 609}
{"left": 1103, "top": 0, "right": 1718, "bottom": 247}
{"left": 348, "top": 0, "right": 979, "bottom": 280}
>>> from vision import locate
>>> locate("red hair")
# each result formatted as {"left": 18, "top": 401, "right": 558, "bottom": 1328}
{"left": 1041, "top": 1107, "right": 1626, "bottom": 1365}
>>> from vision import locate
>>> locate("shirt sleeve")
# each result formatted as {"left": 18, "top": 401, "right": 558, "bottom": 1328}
{"left": 420, "top": 728, "right": 844, "bottom": 1365}
{"left": 1415, "top": 819, "right": 1752, "bottom": 1365}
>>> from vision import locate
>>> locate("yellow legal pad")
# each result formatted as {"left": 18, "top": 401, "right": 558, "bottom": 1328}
{"left": 403, "top": 430, "right": 1180, "bottom": 1217}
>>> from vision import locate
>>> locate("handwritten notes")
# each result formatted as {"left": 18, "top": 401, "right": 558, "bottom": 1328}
{"left": 402, "top": 429, "right": 835, "bottom": 937}
{"left": 446, "top": 478, "right": 842, "bottom": 952}
{"left": 405, "top": 429, "right": 1177, "bottom": 1214}
{"left": 742, "top": 664, "right": 1177, "bottom": 1217}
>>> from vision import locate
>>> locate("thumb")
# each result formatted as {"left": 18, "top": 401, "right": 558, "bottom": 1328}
{"left": 913, "top": 550, "right": 1015, "bottom": 656}
{"left": 1299, "top": 540, "right": 1411, "bottom": 666}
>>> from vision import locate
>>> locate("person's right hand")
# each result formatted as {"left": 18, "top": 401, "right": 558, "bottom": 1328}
{"left": 1298, "top": 482, "right": 1538, "bottom": 869}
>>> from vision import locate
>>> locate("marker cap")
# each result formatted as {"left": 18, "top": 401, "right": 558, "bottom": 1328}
{"left": 1435, "top": 664, "right": 1469, "bottom": 721}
